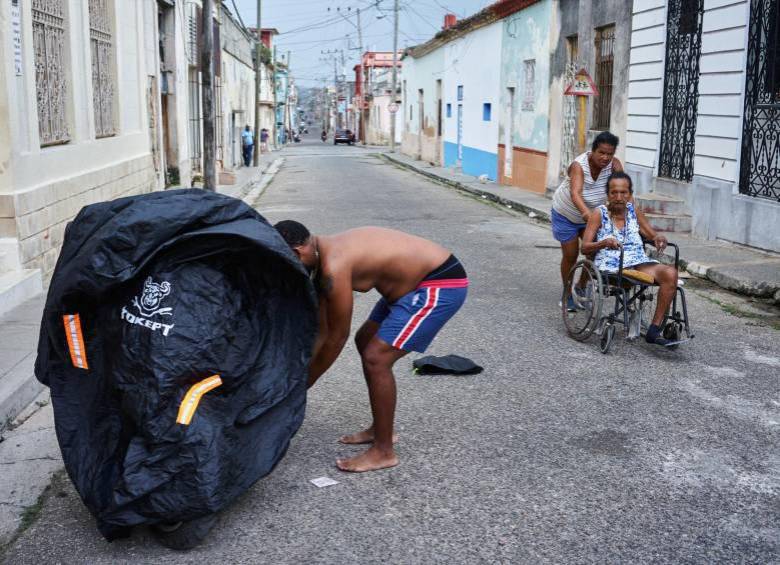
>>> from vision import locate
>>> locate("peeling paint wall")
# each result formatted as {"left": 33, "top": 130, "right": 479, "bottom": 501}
{"left": 497, "top": 0, "right": 552, "bottom": 192}
{"left": 499, "top": 0, "right": 552, "bottom": 152}
{"left": 547, "top": 0, "right": 632, "bottom": 191}
{"left": 400, "top": 49, "right": 444, "bottom": 164}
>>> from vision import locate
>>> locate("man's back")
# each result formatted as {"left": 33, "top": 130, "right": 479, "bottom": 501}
{"left": 320, "top": 227, "right": 450, "bottom": 302}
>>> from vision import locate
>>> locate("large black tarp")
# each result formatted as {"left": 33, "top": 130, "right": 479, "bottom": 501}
{"left": 35, "top": 189, "right": 317, "bottom": 540}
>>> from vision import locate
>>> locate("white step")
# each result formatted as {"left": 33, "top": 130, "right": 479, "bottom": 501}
{"left": 0, "top": 270, "right": 43, "bottom": 318}
{"left": 635, "top": 193, "right": 687, "bottom": 216}
{"left": 0, "top": 238, "right": 22, "bottom": 273}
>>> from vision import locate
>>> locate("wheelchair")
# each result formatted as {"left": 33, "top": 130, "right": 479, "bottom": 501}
{"left": 561, "top": 241, "right": 694, "bottom": 353}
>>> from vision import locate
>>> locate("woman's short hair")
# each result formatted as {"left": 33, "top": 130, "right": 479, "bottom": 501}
{"left": 592, "top": 131, "right": 620, "bottom": 151}
{"left": 606, "top": 171, "right": 633, "bottom": 194}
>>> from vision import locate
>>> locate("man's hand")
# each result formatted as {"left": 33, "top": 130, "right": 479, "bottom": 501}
{"left": 601, "top": 237, "right": 621, "bottom": 250}
{"left": 653, "top": 234, "right": 668, "bottom": 253}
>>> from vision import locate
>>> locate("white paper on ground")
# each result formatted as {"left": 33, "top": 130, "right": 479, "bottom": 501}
{"left": 310, "top": 476, "right": 339, "bottom": 488}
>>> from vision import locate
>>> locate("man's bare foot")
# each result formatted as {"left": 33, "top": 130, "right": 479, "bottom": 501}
{"left": 338, "top": 428, "right": 398, "bottom": 445}
{"left": 336, "top": 446, "right": 399, "bottom": 473}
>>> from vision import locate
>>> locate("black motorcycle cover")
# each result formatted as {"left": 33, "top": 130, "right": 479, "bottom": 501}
{"left": 35, "top": 189, "right": 317, "bottom": 540}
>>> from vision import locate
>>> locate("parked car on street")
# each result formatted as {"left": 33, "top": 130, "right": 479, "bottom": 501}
{"left": 334, "top": 129, "right": 355, "bottom": 145}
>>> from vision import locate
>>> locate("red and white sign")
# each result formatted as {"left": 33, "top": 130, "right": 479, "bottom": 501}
{"left": 388, "top": 103, "right": 399, "bottom": 114}
{"left": 564, "top": 68, "right": 599, "bottom": 96}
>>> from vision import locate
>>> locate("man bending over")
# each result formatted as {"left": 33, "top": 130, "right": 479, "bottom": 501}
{"left": 274, "top": 221, "right": 469, "bottom": 472}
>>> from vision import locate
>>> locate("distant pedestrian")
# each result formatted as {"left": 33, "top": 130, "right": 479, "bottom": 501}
{"left": 260, "top": 128, "right": 269, "bottom": 153}
{"left": 241, "top": 125, "right": 254, "bottom": 167}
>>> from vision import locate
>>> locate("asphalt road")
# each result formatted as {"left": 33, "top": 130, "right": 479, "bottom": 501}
{"left": 3, "top": 137, "right": 779, "bottom": 564}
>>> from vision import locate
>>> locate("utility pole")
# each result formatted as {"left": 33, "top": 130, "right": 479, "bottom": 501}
{"left": 201, "top": 0, "right": 216, "bottom": 189}
{"left": 286, "top": 51, "right": 293, "bottom": 138}
{"left": 390, "top": 0, "right": 399, "bottom": 153}
{"left": 272, "top": 45, "right": 278, "bottom": 147}
{"left": 357, "top": 7, "right": 366, "bottom": 144}
{"left": 253, "top": 0, "right": 262, "bottom": 166}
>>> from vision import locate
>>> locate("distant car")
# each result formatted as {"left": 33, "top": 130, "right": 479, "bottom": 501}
{"left": 334, "top": 129, "right": 354, "bottom": 145}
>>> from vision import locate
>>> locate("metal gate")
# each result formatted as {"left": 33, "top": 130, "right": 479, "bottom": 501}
{"left": 658, "top": 0, "right": 704, "bottom": 181}
{"left": 560, "top": 36, "right": 578, "bottom": 175}
{"left": 739, "top": 0, "right": 780, "bottom": 201}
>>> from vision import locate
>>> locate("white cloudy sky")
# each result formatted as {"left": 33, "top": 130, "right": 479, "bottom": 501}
{"left": 229, "top": 0, "right": 493, "bottom": 87}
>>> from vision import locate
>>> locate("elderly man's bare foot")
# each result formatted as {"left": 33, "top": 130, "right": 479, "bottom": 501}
{"left": 338, "top": 427, "right": 398, "bottom": 445}
{"left": 336, "top": 446, "right": 399, "bottom": 473}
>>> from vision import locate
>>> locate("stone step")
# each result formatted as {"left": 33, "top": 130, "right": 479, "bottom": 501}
{"left": 653, "top": 176, "right": 691, "bottom": 202}
{"left": 644, "top": 212, "right": 692, "bottom": 233}
{"left": 635, "top": 193, "right": 687, "bottom": 216}
{"left": 0, "top": 269, "right": 43, "bottom": 318}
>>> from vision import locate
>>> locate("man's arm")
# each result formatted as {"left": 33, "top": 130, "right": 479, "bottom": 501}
{"left": 307, "top": 271, "right": 353, "bottom": 388}
{"left": 581, "top": 210, "right": 620, "bottom": 255}
{"left": 635, "top": 206, "right": 667, "bottom": 252}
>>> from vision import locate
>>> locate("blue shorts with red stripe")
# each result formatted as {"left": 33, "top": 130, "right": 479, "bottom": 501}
{"left": 369, "top": 269, "right": 468, "bottom": 353}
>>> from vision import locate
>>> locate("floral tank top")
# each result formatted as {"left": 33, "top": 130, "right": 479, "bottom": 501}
{"left": 594, "top": 203, "right": 657, "bottom": 273}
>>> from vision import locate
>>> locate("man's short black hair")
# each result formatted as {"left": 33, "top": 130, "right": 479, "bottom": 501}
{"left": 606, "top": 171, "right": 633, "bottom": 194}
{"left": 592, "top": 131, "right": 619, "bottom": 151}
{"left": 274, "top": 220, "right": 311, "bottom": 247}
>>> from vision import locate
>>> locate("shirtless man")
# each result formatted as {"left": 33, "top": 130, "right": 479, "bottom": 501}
{"left": 274, "top": 221, "right": 469, "bottom": 472}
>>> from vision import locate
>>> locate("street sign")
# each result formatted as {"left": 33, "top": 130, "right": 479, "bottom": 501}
{"left": 564, "top": 68, "right": 599, "bottom": 97}
{"left": 388, "top": 103, "right": 399, "bottom": 114}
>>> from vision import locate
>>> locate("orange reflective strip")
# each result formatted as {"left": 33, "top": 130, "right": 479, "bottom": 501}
{"left": 176, "top": 375, "right": 222, "bottom": 425}
{"left": 62, "top": 314, "right": 89, "bottom": 370}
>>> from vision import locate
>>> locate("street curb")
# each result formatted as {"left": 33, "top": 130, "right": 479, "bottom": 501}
{"left": 243, "top": 158, "right": 284, "bottom": 208}
{"left": 0, "top": 364, "right": 44, "bottom": 433}
{"left": 379, "top": 153, "right": 780, "bottom": 302}
{"left": 379, "top": 153, "right": 551, "bottom": 222}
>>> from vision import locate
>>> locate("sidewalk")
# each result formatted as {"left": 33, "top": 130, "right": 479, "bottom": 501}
{"left": 382, "top": 152, "right": 780, "bottom": 303}
{"left": 216, "top": 150, "right": 279, "bottom": 199}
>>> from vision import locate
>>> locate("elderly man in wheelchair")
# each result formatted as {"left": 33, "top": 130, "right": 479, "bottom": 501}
{"left": 562, "top": 171, "right": 692, "bottom": 353}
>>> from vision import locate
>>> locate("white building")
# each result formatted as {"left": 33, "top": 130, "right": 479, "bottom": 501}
{"left": 0, "top": 0, "right": 163, "bottom": 311}
{"left": 625, "top": 0, "right": 780, "bottom": 252}
{"left": 219, "top": 5, "right": 257, "bottom": 170}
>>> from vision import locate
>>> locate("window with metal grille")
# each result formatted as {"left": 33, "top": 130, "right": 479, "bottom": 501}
{"left": 89, "top": 0, "right": 116, "bottom": 138}
{"left": 522, "top": 59, "right": 536, "bottom": 111}
{"left": 593, "top": 25, "right": 615, "bottom": 130}
{"left": 32, "top": 0, "right": 70, "bottom": 146}
{"left": 188, "top": 69, "right": 202, "bottom": 170}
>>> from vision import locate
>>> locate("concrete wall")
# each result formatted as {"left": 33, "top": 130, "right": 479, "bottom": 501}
{"left": 366, "top": 93, "right": 400, "bottom": 146}
{"left": 498, "top": 0, "right": 553, "bottom": 192}
{"left": 401, "top": 50, "right": 444, "bottom": 164}
{"left": 547, "top": 0, "right": 632, "bottom": 190}
{"left": 220, "top": 6, "right": 258, "bottom": 170}
{"left": 626, "top": 1, "right": 780, "bottom": 252}
{"left": 0, "top": 0, "right": 159, "bottom": 278}
{"left": 442, "top": 21, "right": 503, "bottom": 180}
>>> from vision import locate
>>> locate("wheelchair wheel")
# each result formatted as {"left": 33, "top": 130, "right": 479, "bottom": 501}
{"left": 600, "top": 323, "right": 615, "bottom": 354}
{"left": 562, "top": 260, "right": 603, "bottom": 341}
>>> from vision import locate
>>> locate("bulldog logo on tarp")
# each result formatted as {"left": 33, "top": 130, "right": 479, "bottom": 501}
{"left": 121, "top": 277, "right": 175, "bottom": 336}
